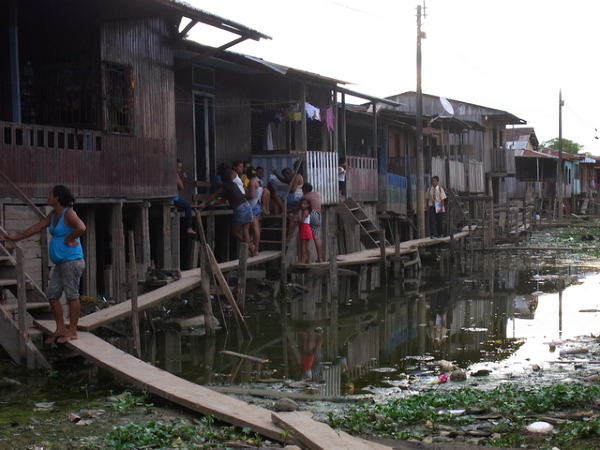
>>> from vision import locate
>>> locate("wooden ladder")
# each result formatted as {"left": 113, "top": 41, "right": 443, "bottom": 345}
{"left": 0, "top": 231, "right": 52, "bottom": 369}
{"left": 336, "top": 197, "right": 390, "bottom": 249}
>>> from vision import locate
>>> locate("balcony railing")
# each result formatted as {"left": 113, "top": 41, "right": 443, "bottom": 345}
{"left": 378, "top": 173, "right": 407, "bottom": 214}
{"left": 1, "top": 121, "right": 102, "bottom": 151}
{"left": 346, "top": 156, "right": 378, "bottom": 202}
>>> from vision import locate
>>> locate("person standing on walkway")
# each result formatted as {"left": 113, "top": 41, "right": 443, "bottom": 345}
{"left": 301, "top": 182, "right": 323, "bottom": 262}
{"left": 199, "top": 168, "right": 254, "bottom": 256}
{"left": 6, "top": 185, "right": 86, "bottom": 344}
{"left": 244, "top": 166, "right": 262, "bottom": 257}
{"left": 426, "top": 175, "right": 447, "bottom": 238}
{"left": 294, "top": 197, "right": 313, "bottom": 264}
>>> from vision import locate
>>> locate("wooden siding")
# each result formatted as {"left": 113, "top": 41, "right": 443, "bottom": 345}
{"left": 431, "top": 157, "right": 484, "bottom": 194}
{"left": 468, "top": 161, "right": 485, "bottom": 193}
{"left": 0, "top": 130, "right": 174, "bottom": 200}
{"left": 378, "top": 173, "right": 407, "bottom": 214}
{"left": 100, "top": 18, "right": 175, "bottom": 140}
{"left": 346, "top": 156, "right": 378, "bottom": 202}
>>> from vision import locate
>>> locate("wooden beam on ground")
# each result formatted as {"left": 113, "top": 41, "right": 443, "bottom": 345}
{"left": 208, "top": 386, "right": 352, "bottom": 402}
{"left": 220, "top": 350, "right": 268, "bottom": 363}
{"left": 272, "top": 411, "right": 393, "bottom": 450}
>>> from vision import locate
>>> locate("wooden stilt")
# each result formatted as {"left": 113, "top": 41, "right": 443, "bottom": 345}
{"left": 128, "top": 231, "right": 141, "bottom": 358}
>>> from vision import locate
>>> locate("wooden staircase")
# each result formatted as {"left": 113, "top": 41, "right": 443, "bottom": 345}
{"left": 446, "top": 188, "right": 469, "bottom": 232}
{"left": 336, "top": 197, "right": 391, "bottom": 249}
{"left": 0, "top": 232, "right": 52, "bottom": 369}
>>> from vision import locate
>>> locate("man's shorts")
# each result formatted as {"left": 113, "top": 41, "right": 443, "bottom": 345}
{"left": 45, "top": 258, "right": 85, "bottom": 300}
{"left": 309, "top": 211, "right": 321, "bottom": 237}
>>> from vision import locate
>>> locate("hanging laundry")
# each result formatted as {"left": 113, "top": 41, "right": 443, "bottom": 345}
{"left": 266, "top": 123, "right": 274, "bottom": 151}
{"left": 304, "top": 102, "right": 321, "bottom": 122}
{"left": 321, "top": 107, "right": 336, "bottom": 132}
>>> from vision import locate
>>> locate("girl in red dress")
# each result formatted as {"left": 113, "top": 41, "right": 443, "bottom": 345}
{"left": 296, "top": 197, "right": 313, "bottom": 264}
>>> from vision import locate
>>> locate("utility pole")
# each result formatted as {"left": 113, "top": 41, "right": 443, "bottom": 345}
{"left": 557, "top": 89, "right": 564, "bottom": 219}
{"left": 416, "top": 3, "right": 426, "bottom": 238}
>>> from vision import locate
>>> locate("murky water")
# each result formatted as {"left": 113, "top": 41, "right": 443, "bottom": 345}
{"left": 4, "top": 228, "right": 600, "bottom": 400}
{"left": 103, "top": 235, "right": 600, "bottom": 396}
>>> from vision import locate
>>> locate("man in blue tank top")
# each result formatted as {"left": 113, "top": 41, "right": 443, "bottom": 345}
{"left": 7, "top": 185, "right": 86, "bottom": 344}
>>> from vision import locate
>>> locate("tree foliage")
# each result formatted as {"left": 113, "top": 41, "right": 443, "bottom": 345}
{"left": 542, "top": 138, "right": 584, "bottom": 155}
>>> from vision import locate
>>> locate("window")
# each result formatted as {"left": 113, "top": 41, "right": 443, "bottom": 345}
{"left": 104, "top": 62, "right": 135, "bottom": 134}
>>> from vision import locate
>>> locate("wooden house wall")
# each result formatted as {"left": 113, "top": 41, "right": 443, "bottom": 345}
{"left": 100, "top": 18, "right": 175, "bottom": 141}
{"left": 0, "top": 15, "right": 176, "bottom": 201}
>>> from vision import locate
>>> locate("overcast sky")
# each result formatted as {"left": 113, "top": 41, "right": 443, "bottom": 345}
{"left": 186, "top": 0, "right": 600, "bottom": 155}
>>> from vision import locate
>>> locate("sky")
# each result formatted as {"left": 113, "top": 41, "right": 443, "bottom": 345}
{"left": 185, "top": 0, "right": 600, "bottom": 155}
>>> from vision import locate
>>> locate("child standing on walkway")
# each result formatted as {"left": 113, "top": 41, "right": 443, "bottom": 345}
{"left": 295, "top": 197, "right": 313, "bottom": 264}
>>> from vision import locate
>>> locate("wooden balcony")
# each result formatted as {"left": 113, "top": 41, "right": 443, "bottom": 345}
{"left": 346, "top": 156, "right": 378, "bottom": 202}
{"left": 1, "top": 121, "right": 102, "bottom": 152}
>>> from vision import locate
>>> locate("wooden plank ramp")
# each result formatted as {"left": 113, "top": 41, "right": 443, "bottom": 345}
{"left": 35, "top": 320, "right": 288, "bottom": 442}
{"left": 34, "top": 320, "right": 387, "bottom": 449}
{"left": 273, "top": 411, "right": 393, "bottom": 450}
{"left": 77, "top": 250, "right": 281, "bottom": 331}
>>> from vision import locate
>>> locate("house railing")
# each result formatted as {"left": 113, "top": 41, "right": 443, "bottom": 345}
{"left": 346, "top": 156, "right": 378, "bottom": 202}
{"left": 378, "top": 173, "right": 407, "bottom": 214}
{"left": 1, "top": 120, "right": 102, "bottom": 151}
{"left": 252, "top": 151, "right": 338, "bottom": 205}
{"left": 491, "top": 147, "right": 516, "bottom": 174}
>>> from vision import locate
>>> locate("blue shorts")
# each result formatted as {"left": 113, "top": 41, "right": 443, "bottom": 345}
{"left": 45, "top": 258, "right": 85, "bottom": 300}
{"left": 232, "top": 203, "right": 253, "bottom": 225}
{"left": 287, "top": 193, "right": 301, "bottom": 207}
{"left": 251, "top": 203, "right": 261, "bottom": 217}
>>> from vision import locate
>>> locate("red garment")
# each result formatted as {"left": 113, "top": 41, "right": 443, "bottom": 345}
{"left": 298, "top": 223, "right": 313, "bottom": 240}
{"left": 301, "top": 354, "right": 315, "bottom": 372}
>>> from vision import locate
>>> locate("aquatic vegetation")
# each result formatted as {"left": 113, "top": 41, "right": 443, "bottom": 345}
{"left": 328, "top": 383, "right": 600, "bottom": 447}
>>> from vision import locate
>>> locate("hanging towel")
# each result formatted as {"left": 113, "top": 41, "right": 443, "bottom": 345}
{"left": 322, "top": 107, "right": 336, "bottom": 132}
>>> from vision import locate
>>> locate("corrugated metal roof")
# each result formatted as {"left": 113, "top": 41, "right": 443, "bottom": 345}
{"left": 152, "top": 0, "right": 271, "bottom": 41}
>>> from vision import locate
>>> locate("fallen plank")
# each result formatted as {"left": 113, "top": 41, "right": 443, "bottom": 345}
{"left": 272, "top": 410, "right": 393, "bottom": 450}
{"left": 220, "top": 350, "right": 269, "bottom": 363}
{"left": 207, "top": 385, "right": 351, "bottom": 402}
{"left": 34, "top": 320, "right": 289, "bottom": 443}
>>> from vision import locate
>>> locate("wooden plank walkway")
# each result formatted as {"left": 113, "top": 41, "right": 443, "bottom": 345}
{"left": 78, "top": 250, "right": 281, "bottom": 331}
{"left": 34, "top": 320, "right": 388, "bottom": 449}
{"left": 272, "top": 411, "right": 393, "bottom": 450}
{"left": 303, "top": 230, "right": 470, "bottom": 268}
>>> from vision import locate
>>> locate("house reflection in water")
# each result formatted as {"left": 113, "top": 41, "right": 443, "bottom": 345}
{"left": 103, "top": 252, "right": 588, "bottom": 393}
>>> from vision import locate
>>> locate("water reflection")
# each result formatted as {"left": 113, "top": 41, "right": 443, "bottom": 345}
{"left": 106, "top": 251, "right": 600, "bottom": 394}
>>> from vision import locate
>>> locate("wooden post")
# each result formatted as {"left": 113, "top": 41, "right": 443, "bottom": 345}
{"left": 15, "top": 244, "right": 27, "bottom": 366}
{"left": 128, "top": 231, "right": 141, "bottom": 359}
{"left": 195, "top": 210, "right": 215, "bottom": 336}
{"left": 111, "top": 204, "right": 126, "bottom": 303}
{"left": 379, "top": 226, "right": 387, "bottom": 288}
{"left": 82, "top": 208, "right": 96, "bottom": 298}
{"left": 237, "top": 243, "right": 248, "bottom": 312}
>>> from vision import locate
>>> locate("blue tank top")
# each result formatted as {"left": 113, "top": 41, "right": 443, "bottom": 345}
{"left": 48, "top": 208, "right": 84, "bottom": 264}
